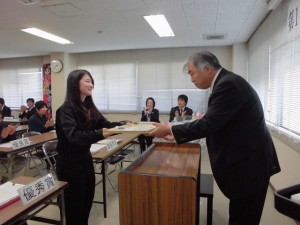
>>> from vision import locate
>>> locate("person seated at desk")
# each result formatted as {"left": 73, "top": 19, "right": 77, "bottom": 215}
{"left": 28, "top": 100, "right": 54, "bottom": 133}
{"left": 0, "top": 112, "right": 17, "bottom": 143}
{"left": 19, "top": 98, "right": 36, "bottom": 120}
{"left": 0, "top": 112, "right": 28, "bottom": 187}
{"left": 169, "top": 94, "right": 193, "bottom": 122}
{"left": 138, "top": 97, "right": 159, "bottom": 153}
{"left": 0, "top": 98, "right": 11, "bottom": 118}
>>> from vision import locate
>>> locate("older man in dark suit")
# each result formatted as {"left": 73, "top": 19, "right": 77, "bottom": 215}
{"left": 148, "top": 50, "right": 281, "bottom": 225}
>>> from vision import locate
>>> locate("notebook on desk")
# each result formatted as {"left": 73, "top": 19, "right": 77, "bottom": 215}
{"left": 0, "top": 182, "right": 24, "bottom": 210}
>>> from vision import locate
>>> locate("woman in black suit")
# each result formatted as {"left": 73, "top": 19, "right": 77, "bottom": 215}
{"left": 148, "top": 51, "right": 281, "bottom": 225}
{"left": 138, "top": 97, "right": 159, "bottom": 153}
{"left": 55, "top": 70, "right": 121, "bottom": 225}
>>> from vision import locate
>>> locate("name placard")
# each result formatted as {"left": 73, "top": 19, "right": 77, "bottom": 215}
{"left": 106, "top": 139, "right": 118, "bottom": 151}
{"left": 18, "top": 173, "right": 56, "bottom": 205}
{"left": 10, "top": 138, "right": 30, "bottom": 150}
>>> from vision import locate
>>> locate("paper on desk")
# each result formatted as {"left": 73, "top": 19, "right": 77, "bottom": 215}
{"left": 97, "top": 139, "right": 121, "bottom": 144}
{"left": 90, "top": 144, "right": 106, "bottom": 154}
{"left": 0, "top": 142, "right": 12, "bottom": 148}
{"left": 0, "top": 182, "right": 24, "bottom": 209}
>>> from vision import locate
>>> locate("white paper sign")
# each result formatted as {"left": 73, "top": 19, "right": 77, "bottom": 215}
{"left": 106, "top": 139, "right": 118, "bottom": 151}
{"left": 10, "top": 138, "right": 30, "bottom": 150}
{"left": 18, "top": 173, "right": 56, "bottom": 205}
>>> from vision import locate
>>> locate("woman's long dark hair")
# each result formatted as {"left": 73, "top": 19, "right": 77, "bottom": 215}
{"left": 65, "top": 69, "right": 101, "bottom": 129}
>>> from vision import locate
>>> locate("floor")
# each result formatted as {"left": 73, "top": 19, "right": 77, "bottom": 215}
{"left": 25, "top": 143, "right": 296, "bottom": 225}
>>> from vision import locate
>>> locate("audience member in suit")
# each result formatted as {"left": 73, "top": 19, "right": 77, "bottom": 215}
{"left": 0, "top": 98, "right": 12, "bottom": 118}
{"left": 138, "top": 97, "right": 160, "bottom": 153}
{"left": 148, "top": 51, "right": 281, "bottom": 225}
{"left": 19, "top": 98, "right": 36, "bottom": 120}
{"left": 55, "top": 69, "right": 122, "bottom": 225}
{"left": 28, "top": 100, "right": 54, "bottom": 133}
{"left": 169, "top": 94, "right": 193, "bottom": 122}
{"left": 0, "top": 111, "right": 28, "bottom": 191}
{"left": 0, "top": 112, "right": 17, "bottom": 143}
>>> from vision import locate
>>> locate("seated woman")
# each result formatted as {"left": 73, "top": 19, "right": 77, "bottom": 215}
{"left": 138, "top": 97, "right": 159, "bottom": 153}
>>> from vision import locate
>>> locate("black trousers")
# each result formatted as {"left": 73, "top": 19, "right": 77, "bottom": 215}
{"left": 229, "top": 183, "right": 269, "bottom": 225}
{"left": 138, "top": 134, "right": 154, "bottom": 153}
{"left": 57, "top": 155, "right": 95, "bottom": 225}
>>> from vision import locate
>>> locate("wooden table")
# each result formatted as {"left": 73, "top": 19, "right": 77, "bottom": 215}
{"left": 92, "top": 132, "right": 141, "bottom": 218}
{"left": 119, "top": 142, "right": 201, "bottom": 225}
{"left": 0, "top": 131, "right": 57, "bottom": 179}
{"left": 0, "top": 176, "right": 68, "bottom": 225}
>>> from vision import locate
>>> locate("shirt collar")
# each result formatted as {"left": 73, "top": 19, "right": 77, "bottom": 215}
{"left": 209, "top": 68, "right": 222, "bottom": 94}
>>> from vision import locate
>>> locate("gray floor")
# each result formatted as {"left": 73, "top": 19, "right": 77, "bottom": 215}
{"left": 27, "top": 145, "right": 296, "bottom": 225}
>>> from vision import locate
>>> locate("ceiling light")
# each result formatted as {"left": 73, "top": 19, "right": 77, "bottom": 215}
{"left": 21, "top": 28, "right": 73, "bottom": 44}
{"left": 143, "top": 15, "right": 175, "bottom": 37}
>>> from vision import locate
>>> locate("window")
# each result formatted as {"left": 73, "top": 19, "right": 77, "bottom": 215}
{"left": 76, "top": 51, "right": 137, "bottom": 112}
{"left": 268, "top": 38, "right": 300, "bottom": 147}
{"left": 76, "top": 49, "right": 209, "bottom": 114}
{"left": 0, "top": 57, "right": 43, "bottom": 108}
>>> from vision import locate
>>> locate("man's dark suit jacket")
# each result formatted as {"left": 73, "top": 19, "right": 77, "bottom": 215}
{"left": 169, "top": 106, "right": 193, "bottom": 122}
{"left": 1, "top": 105, "right": 11, "bottom": 118}
{"left": 172, "top": 68, "right": 280, "bottom": 200}
{"left": 19, "top": 107, "right": 36, "bottom": 120}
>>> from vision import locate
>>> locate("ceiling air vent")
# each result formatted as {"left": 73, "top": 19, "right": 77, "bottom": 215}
{"left": 203, "top": 34, "right": 226, "bottom": 40}
{"left": 16, "top": 0, "right": 40, "bottom": 5}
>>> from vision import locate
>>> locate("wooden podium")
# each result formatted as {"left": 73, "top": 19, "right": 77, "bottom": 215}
{"left": 119, "top": 142, "right": 201, "bottom": 225}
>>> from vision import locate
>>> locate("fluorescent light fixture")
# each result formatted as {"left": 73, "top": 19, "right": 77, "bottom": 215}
{"left": 143, "top": 14, "right": 175, "bottom": 37}
{"left": 21, "top": 27, "right": 73, "bottom": 44}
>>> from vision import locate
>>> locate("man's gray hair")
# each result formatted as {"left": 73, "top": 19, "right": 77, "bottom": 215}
{"left": 183, "top": 50, "right": 222, "bottom": 73}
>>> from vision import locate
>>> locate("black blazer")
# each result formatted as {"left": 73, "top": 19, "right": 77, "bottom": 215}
{"left": 172, "top": 69, "right": 280, "bottom": 200}
{"left": 141, "top": 108, "right": 160, "bottom": 123}
{"left": 1, "top": 105, "right": 11, "bottom": 118}
{"left": 19, "top": 107, "right": 36, "bottom": 120}
{"left": 169, "top": 106, "right": 193, "bottom": 122}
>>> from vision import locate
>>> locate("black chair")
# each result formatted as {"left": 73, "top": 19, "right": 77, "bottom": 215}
{"left": 21, "top": 131, "right": 44, "bottom": 175}
{"left": 94, "top": 154, "right": 125, "bottom": 192}
{"left": 275, "top": 184, "right": 300, "bottom": 224}
{"left": 42, "top": 140, "right": 58, "bottom": 174}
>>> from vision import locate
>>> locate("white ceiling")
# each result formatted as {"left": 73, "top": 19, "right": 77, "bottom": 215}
{"left": 0, "top": 0, "right": 271, "bottom": 59}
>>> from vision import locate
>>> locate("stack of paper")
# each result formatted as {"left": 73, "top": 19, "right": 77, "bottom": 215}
{"left": 0, "top": 182, "right": 24, "bottom": 210}
{"left": 90, "top": 144, "right": 106, "bottom": 154}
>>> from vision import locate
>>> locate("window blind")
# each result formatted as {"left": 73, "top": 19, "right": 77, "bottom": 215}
{"left": 268, "top": 38, "right": 300, "bottom": 146}
{"left": 0, "top": 57, "right": 43, "bottom": 108}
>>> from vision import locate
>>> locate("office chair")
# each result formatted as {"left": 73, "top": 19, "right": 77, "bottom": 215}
{"left": 41, "top": 140, "right": 58, "bottom": 174}
{"left": 94, "top": 154, "right": 125, "bottom": 192}
{"left": 21, "top": 131, "right": 44, "bottom": 175}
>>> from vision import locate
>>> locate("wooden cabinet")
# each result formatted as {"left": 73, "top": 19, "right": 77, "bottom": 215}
{"left": 119, "top": 142, "right": 201, "bottom": 225}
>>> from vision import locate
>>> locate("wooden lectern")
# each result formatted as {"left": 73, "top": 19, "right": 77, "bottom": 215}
{"left": 119, "top": 142, "right": 201, "bottom": 225}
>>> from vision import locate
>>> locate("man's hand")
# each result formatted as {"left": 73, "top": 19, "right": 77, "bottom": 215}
{"left": 8, "top": 124, "right": 18, "bottom": 135}
{"left": 1, "top": 127, "right": 10, "bottom": 138}
{"left": 45, "top": 118, "right": 54, "bottom": 128}
{"left": 146, "top": 122, "right": 174, "bottom": 140}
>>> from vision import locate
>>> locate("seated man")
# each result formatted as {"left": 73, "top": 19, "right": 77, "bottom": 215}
{"left": 169, "top": 94, "right": 193, "bottom": 122}
{"left": 19, "top": 98, "right": 36, "bottom": 120}
{"left": 28, "top": 100, "right": 54, "bottom": 133}
{"left": 0, "top": 112, "right": 28, "bottom": 184}
{"left": 0, "top": 98, "right": 11, "bottom": 118}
